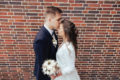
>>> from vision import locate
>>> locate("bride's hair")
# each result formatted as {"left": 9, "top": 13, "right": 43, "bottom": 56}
{"left": 60, "top": 19, "right": 78, "bottom": 52}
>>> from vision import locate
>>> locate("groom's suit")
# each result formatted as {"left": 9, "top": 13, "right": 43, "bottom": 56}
{"left": 33, "top": 26, "right": 58, "bottom": 80}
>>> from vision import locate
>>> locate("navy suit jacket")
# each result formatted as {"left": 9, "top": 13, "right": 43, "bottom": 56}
{"left": 33, "top": 26, "right": 58, "bottom": 80}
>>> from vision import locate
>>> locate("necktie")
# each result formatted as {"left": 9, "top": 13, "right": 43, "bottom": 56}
{"left": 52, "top": 30, "right": 55, "bottom": 36}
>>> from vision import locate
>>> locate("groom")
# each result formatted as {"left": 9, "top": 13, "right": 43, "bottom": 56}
{"left": 33, "top": 6, "right": 62, "bottom": 80}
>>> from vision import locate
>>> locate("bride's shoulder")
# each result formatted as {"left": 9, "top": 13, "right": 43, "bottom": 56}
{"left": 64, "top": 42, "right": 74, "bottom": 49}
{"left": 65, "top": 41, "right": 73, "bottom": 46}
{"left": 59, "top": 42, "right": 74, "bottom": 50}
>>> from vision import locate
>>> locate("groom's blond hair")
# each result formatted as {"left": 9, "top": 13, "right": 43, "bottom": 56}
{"left": 45, "top": 6, "right": 62, "bottom": 17}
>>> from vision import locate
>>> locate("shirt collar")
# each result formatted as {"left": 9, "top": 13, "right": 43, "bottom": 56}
{"left": 44, "top": 24, "right": 53, "bottom": 36}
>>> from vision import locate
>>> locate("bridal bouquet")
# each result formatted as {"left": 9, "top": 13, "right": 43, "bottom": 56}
{"left": 42, "top": 59, "right": 60, "bottom": 76}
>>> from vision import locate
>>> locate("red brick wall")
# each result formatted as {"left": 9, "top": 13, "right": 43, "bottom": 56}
{"left": 0, "top": 0, "right": 120, "bottom": 80}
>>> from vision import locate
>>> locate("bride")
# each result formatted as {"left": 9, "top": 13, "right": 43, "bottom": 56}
{"left": 51, "top": 19, "right": 80, "bottom": 80}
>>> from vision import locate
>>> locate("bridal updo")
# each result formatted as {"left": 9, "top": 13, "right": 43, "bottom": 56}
{"left": 60, "top": 19, "right": 78, "bottom": 51}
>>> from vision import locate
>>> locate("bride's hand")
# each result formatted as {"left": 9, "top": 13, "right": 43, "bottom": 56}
{"left": 50, "top": 75, "right": 56, "bottom": 80}
{"left": 56, "top": 71, "right": 62, "bottom": 77}
{"left": 50, "top": 71, "right": 62, "bottom": 80}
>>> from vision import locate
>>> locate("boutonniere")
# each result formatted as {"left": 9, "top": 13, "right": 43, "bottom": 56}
{"left": 52, "top": 38, "right": 57, "bottom": 47}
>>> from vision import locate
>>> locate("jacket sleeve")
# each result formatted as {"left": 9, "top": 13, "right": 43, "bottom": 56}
{"left": 61, "top": 45, "right": 76, "bottom": 75}
{"left": 33, "top": 40, "right": 46, "bottom": 68}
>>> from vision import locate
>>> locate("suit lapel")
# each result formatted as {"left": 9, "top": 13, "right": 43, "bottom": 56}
{"left": 41, "top": 26, "right": 58, "bottom": 48}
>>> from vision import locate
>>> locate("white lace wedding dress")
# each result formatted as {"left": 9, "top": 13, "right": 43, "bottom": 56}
{"left": 55, "top": 42, "right": 80, "bottom": 80}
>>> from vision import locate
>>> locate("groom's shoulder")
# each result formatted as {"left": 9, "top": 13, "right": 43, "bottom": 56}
{"left": 37, "top": 27, "right": 45, "bottom": 36}
{"left": 34, "top": 26, "right": 45, "bottom": 39}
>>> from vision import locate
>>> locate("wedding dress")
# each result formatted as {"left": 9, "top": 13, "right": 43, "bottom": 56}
{"left": 55, "top": 42, "right": 80, "bottom": 80}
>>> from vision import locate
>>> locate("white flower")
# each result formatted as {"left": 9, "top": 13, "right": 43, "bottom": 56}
{"left": 52, "top": 39, "right": 57, "bottom": 47}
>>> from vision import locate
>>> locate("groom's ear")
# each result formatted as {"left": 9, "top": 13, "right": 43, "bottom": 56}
{"left": 45, "top": 14, "right": 51, "bottom": 22}
{"left": 48, "top": 14, "right": 55, "bottom": 22}
{"left": 48, "top": 18, "right": 51, "bottom": 22}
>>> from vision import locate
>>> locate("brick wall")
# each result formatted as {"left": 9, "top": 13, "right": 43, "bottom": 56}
{"left": 0, "top": 0, "right": 120, "bottom": 80}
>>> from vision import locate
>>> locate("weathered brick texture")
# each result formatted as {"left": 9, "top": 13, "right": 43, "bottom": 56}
{"left": 0, "top": 0, "right": 120, "bottom": 80}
